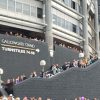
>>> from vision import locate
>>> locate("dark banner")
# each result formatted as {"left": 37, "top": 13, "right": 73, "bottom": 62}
{"left": 0, "top": 34, "right": 50, "bottom": 80}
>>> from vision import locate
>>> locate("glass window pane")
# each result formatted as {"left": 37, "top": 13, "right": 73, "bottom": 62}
{"left": 72, "top": 24, "right": 77, "bottom": 33}
{"left": 37, "top": 8, "right": 43, "bottom": 18}
{"left": 65, "top": 21, "right": 69, "bottom": 29}
{"left": 76, "top": 3, "right": 79, "bottom": 11}
{"left": 31, "top": 6, "right": 36, "bottom": 17}
{"left": 8, "top": 0, "right": 15, "bottom": 11}
{"left": 68, "top": 22, "right": 72, "bottom": 31}
{"left": 23, "top": 4, "right": 30, "bottom": 15}
{"left": 79, "top": 1, "right": 82, "bottom": 13}
{"left": 66, "top": 0, "right": 71, "bottom": 7}
{"left": 16, "top": 2, "right": 22, "bottom": 13}
{"left": 57, "top": 17, "right": 61, "bottom": 26}
{"left": 61, "top": 18, "right": 65, "bottom": 28}
{"left": 71, "top": 1, "right": 76, "bottom": 9}
{"left": 0, "top": 0, "right": 7, "bottom": 9}
{"left": 63, "top": 0, "right": 69, "bottom": 6}
{"left": 53, "top": 14, "right": 57, "bottom": 25}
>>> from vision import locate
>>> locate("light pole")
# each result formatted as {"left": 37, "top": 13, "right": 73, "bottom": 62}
{"left": 0, "top": 68, "right": 3, "bottom": 88}
{"left": 40, "top": 60, "right": 46, "bottom": 77}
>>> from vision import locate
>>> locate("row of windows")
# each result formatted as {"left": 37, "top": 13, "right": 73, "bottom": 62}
{"left": 58, "top": 0, "right": 81, "bottom": 12}
{"left": 53, "top": 14, "right": 78, "bottom": 33}
{"left": 0, "top": 0, "right": 43, "bottom": 18}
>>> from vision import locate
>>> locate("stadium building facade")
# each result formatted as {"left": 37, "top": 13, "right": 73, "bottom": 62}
{"left": 0, "top": 0, "right": 99, "bottom": 58}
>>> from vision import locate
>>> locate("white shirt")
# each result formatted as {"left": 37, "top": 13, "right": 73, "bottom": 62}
{"left": 2, "top": 96, "right": 8, "bottom": 100}
{"left": 79, "top": 52, "right": 84, "bottom": 58}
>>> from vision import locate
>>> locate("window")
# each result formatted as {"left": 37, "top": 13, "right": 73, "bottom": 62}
{"left": 72, "top": 24, "right": 77, "bottom": 33}
{"left": 71, "top": 1, "right": 76, "bottom": 9}
{"left": 16, "top": 2, "right": 22, "bottom": 13}
{"left": 61, "top": 18, "right": 65, "bottom": 28}
{"left": 37, "top": 8, "right": 43, "bottom": 18}
{"left": 23, "top": 4, "right": 30, "bottom": 15}
{"left": 63, "top": 0, "right": 69, "bottom": 5}
{"left": 63, "top": 0, "right": 71, "bottom": 7}
{"left": 53, "top": 14, "right": 57, "bottom": 24}
{"left": 8, "top": 0, "right": 15, "bottom": 11}
{"left": 79, "top": 5, "right": 82, "bottom": 13}
{"left": 88, "top": 37, "right": 92, "bottom": 44}
{"left": 68, "top": 22, "right": 72, "bottom": 31}
{"left": 57, "top": 17, "right": 61, "bottom": 26}
{"left": 65, "top": 20, "right": 69, "bottom": 29}
{"left": 0, "top": 0, "right": 7, "bottom": 9}
{"left": 52, "top": 11, "right": 78, "bottom": 34}
{"left": 31, "top": 6, "right": 37, "bottom": 17}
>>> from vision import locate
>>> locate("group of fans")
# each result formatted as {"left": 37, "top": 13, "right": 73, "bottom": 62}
{"left": 0, "top": 32, "right": 98, "bottom": 100}
{"left": 42, "top": 53, "right": 98, "bottom": 78}
{"left": 4, "top": 31, "right": 81, "bottom": 52}
{"left": 1, "top": 54, "right": 98, "bottom": 100}
{"left": 0, "top": 95, "right": 51, "bottom": 100}
{"left": 0, "top": 95, "right": 98, "bottom": 100}
{"left": 75, "top": 96, "right": 97, "bottom": 100}
{"left": 5, "top": 31, "right": 44, "bottom": 42}
{"left": 4, "top": 52, "right": 98, "bottom": 86}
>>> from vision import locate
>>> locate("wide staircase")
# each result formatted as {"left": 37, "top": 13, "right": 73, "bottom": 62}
{"left": 13, "top": 60, "right": 100, "bottom": 100}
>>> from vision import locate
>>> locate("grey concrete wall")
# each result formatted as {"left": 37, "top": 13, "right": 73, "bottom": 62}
{"left": 53, "top": 45, "right": 79, "bottom": 66}
{"left": 14, "top": 60, "right": 100, "bottom": 100}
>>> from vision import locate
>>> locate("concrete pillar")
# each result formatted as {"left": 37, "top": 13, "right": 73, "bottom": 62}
{"left": 95, "top": 0, "right": 100, "bottom": 57}
{"left": 45, "top": 0, "right": 53, "bottom": 50}
{"left": 82, "top": 0, "right": 89, "bottom": 58}
{"left": 43, "top": 0, "right": 45, "bottom": 24}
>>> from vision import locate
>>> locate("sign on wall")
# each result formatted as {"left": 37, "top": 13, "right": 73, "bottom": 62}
{"left": 1, "top": 38, "right": 40, "bottom": 55}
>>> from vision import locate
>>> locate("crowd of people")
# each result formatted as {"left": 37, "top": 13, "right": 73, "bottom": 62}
{"left": 3, "top": 31, "right": 81, "bottom": 52}
{"left": 5, "top": 71, "right": 37, "bottom": 85}
{"left": 3, "top": 53, "right": 98, "bottom": 86}
{"left": 42, "top": 54, "right": 98, "bottom": 78}
{"left": 1, "top": 55, "right": 98, "bottom": 100}
{"left": 0, "top": 95, "right": 99, "bottom": 100}
{"left": 54, "top": 40, "right": 81, "bottom": 52}
{"left": 75, "top": 96, "right": 98, "bottom": 100}
{"left": 0, "top": 95, "right": 51, "bottom": 100}
{"left": 1, "top": 32, "right": 99, "bottom": 99}
{"left": 5, "top": 31, "right": 45, "bottom": 42}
